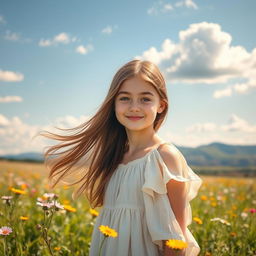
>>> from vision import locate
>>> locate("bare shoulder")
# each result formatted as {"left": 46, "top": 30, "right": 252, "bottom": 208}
{"left": 157, "top": 143, "right": 187, "bottom": 173}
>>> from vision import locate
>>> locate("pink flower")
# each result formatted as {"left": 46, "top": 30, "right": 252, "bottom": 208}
{"left": 249, "top": 208, "right": 256, "bottom": 213}
{"left": 0, "top": 226, "right": 12, "bottom": 236}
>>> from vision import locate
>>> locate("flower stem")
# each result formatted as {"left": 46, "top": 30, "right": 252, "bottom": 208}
{"left": 98, "top": 236, "right": 107, "bottom": 256}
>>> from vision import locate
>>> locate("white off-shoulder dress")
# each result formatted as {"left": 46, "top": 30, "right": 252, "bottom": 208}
{"left": 89, "top": 143, "right": 202, "bottom": 256}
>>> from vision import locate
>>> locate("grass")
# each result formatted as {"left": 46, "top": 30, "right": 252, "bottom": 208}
{"left": 0, "top": 160, "right": 255, "bottom": 256}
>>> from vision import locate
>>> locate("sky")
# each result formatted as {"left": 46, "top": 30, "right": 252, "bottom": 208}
{"left": 0, "top": 0, "right": 256, "bottom": 155}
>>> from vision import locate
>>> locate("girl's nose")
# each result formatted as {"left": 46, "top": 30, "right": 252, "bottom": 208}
{"left": 129, "top": 101, "right": 140, "bottom": 111}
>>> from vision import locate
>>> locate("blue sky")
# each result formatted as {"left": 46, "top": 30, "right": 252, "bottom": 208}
{"left": 0, "top": 0, "right": 256, "bottom": 154}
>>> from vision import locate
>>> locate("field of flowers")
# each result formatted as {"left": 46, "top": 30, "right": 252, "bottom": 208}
{"left": 0, "top": 160, "right": 255, "bottom": 256}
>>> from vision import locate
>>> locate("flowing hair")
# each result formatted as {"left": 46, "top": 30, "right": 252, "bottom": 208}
{"left": 38, "top": 59, "right": 169, "bottom": 208}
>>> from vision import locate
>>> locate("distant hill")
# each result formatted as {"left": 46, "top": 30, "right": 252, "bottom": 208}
{"left": 1, "top": 142, "right": 256, "bottom": 167}
{"left": 177, "top": 142, "right": 256, "bottom": 167}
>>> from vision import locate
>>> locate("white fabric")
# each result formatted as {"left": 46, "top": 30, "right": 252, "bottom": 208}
{"left": 89, "top": 144, "right": 202, "bottom": 256}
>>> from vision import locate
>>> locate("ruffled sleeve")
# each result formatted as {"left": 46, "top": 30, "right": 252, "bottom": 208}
{"left": 141, "top": 146, "right": 202, "bottom": 256}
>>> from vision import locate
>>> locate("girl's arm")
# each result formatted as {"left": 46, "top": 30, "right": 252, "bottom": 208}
{"left": 158, "top": 146, "right": 187, "bottom": 256}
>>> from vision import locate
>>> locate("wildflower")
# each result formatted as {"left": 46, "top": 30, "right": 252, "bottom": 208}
{"left": 1, "top": 196, "right": 13, "bottom": 201}
{"left": 211, "top": 202, "right": 217, "bottom": 207}
{"left": 54, "top": 247, "right": 61, "bottom": 251}
{"left": 249, "top": 208, "right": 256, "bottom": 213}
{"left": 63, "top": 204, "right": 76, "bottom": 212}
{"left": 90, "top": 208, "right": 99, "bottom": 217}
{"left": 53, "top": 201, "right": 64, "bottom": 210}
{"left": 200, "top": 195, "right": 207, "bottom": 201}
{"left": 0, "top": 226, "right": 12, "bottom": 236}
{"left": 241, "top": 212, "right": 248, "bottom": 219}
{"left": 99, "top": 225, "right": 118, "bottom": 237}
{"left": 10, "top": 187, "right": 26, "bottom": 195}
{"left": 36, "top": 201, "right": 54, "bottom": 210}
{"left": 43, "top": 193, "right": 58, "bottom": 200}
{"left": 210, "top": 217, "right": 231, "bottom": 226}
{"left": 20, "top": 216, "right": 29, "bottom": 221}
{"left": 165, "top": 239, "right": 188, "bottom": 250}
{"left": 1, "top": 196, "right": 13, "bottom": 205}
{"left": 193, "top": 217, "right": 203, "bottom": 225}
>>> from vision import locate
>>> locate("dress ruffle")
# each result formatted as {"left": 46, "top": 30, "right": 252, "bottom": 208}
{"left": 141, "top": 147, "right": 202, "bottom": 256}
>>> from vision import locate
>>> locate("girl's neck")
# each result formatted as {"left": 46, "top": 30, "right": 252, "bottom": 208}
{"left": 125, "top": 127, "right": 163, "bottom": 153}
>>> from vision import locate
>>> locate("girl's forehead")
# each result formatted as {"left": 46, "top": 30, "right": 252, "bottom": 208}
{"left": 118, "top": 76, "right": 157, "bottom": 94}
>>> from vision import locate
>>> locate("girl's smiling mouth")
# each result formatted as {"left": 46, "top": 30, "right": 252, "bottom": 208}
{"left": 126, "top": 116, "right": 144, "bottom": 121}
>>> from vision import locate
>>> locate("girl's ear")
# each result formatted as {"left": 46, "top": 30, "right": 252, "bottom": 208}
{"left": 157, "top": 100, "right": 166, "bottom": 114}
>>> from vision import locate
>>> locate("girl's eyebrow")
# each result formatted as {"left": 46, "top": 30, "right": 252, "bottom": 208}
{"left": 117, "top": 91, "right": 154, "bottom": 96}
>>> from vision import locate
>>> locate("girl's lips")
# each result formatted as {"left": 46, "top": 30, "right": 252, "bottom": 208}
{"left": 126, "top": 116, "right": 144, "bottom": 121}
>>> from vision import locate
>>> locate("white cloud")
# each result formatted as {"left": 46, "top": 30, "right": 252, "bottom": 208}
{"left": 101, "top": 25, "right": 118, "bottom": 35}
{"left": 136, "top": 22, "right": 256, "bottom": 88}
{"left": 0, "top": 70, "right": 24, "bottom": 82}
{"left": 0, "top": 114, "right": 9, "bottom": 126}
{"left": 39, "top": 32, "right": 77, "bottom": 47}
{"left": 76, "top": 44, "right": 94, "bottom": 55}
{"left": 186, "top": 122, "right": 217, "bottom": 133}
{"left": 213, "top": 79, "right": 256, "bottom": 98}
{"left": 0, "top": 96, "right": 23, "bottom": 103}
{"left": 162, "top": 114, "right": 256, "bottom": 147}
{"left": 0, "top": 114, "right": 89, "bottom": 155}
{"left": 221, "top": 114, "right": 256, "bottom": 133}
{"left": 102, "top": 26, "right": 113, "bottom": 35}
{"left": 175, "top": 0, "right": 198, "bottom": 9}
{"left": 147, "top": 0, "right": 197, "bottom": 15}
{"left": 4, "top": 30, "right": 20, "bottom": 41}
{"left": 186, "top": 114, "right": 256, "bottom": 134}
{"left": 135, "top": 39, "right": 177, "bottom": 65}
{"left": 3, "top": 30, "right": 32, "bottom": 43}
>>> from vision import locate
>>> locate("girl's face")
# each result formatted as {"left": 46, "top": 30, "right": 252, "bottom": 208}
{"left": 114, "top": 75, "right": 165, "bottom": 132}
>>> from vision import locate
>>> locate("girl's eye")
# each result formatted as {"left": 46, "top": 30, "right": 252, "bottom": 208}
{"left": 141, "top": 97, "right": 151, "bottom": 102}
{"left": 119, "top": 97, "right": 130, "bottom": 101}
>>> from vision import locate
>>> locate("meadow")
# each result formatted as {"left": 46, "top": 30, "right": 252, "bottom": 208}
{"left": 0, "top": 160, "right": 255, "bottom": 256}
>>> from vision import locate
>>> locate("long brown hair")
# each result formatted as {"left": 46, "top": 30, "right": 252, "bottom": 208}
{"left": 38, "top": 59, "right": 169, "bottom": 208}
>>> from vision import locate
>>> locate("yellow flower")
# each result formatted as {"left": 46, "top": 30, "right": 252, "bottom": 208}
{"left": 90, "top": 208, "right": 99, "bottom": 217}
{"left": 54, "top": 247, "right": 61, "bottom": 251}
{"left": 10, "top": 188, "right": 26, "bottom": 195}
{"left": 20, "top": 184, "right": 28, "bottom": 190}
{"left": 63, "top": 204, "right": 77, "bottom": 212}
{"left": 99, "top": 225, "right": 118, "bottom": 238}
{"left": 165, "top": 239, "right": 188, "bottom": 250}
{"left": 20, "top": 216, "right": 29, "bottom": 221}
{"left": 193, "top": 217, "right": 203, "bottom": 224}
{"left": 205, "top": 252, "right": 212, "bottom": 256}
{"left": 211, "top": 202, "right": 217, "bottom": 207}
{"left": 200, "top": 195, "right": 208, "bottom": 201}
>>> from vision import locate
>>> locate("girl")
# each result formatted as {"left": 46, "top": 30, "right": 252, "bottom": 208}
{"left": 39, "top": 59, "right": 202, "bottom": 256}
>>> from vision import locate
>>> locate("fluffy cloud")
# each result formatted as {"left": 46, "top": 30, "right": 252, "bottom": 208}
{"left": 76, "top": 44, "right": 94, "bottom": 55}
{"left": 147, "top": 0, "right": 197, "bottom": 15}
{"left": 0, "top": 70, "right": 24, "bottom": 82}
{"left": 136, "top": 22, "right": 256, "bottom": 90}
{"left": 0, "top": 96, "right": 23, "bottom": 103}
{"left": 0, "top": 114, "right": 89, "bottom": 155}
{"left": 39, "top": 32, "right": 77, "bottom": 47}
{"left": 175, "top": 0, "right": 198, "bottom": 9}
{"left": 186, "top": 114, "right": 256, "bottom": 134}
